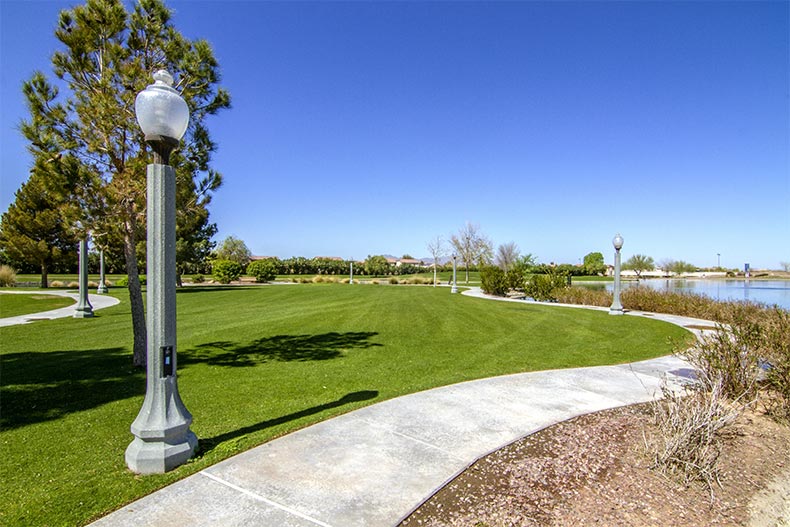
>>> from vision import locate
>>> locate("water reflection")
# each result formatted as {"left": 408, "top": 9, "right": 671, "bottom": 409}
{"left": 578, "top": 279, "right": 790, "bottom": 309}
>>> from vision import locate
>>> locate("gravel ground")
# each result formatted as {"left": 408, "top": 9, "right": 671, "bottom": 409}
{"left": 401, "top": 403, "right": 790, "bottom": 527}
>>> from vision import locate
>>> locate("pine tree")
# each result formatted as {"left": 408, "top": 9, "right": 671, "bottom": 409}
{"left": 0, "top": 160, "right": 81, "bottom": 288}
{"left": 20, "top": 0, "right": 230, "bottom": 366}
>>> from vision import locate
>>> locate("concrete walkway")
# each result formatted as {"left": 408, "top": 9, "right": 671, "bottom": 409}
{"left": 0, "top": 290, "right": 120, "bottom": 327}
{"left": 89, "top": 289, "right": 713, "bottom": 527}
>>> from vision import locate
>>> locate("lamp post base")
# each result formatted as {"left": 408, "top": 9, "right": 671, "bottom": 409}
{"left": 73, "top": 306, "right": 94, "bottom": 318}
{"left": 608, "top": 308, "right": 624, "bottom": 316}
{"left": 125, "top": 431, "right": 197, "bottom": 475}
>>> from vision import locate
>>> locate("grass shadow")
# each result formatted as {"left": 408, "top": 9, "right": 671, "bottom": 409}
{"left": 199, "top": 390, "right": 379, "bottom": 455}
{"left": 0, "top": 347, "right": 143, "bottom": 430}
{"left": 182, "top": 331, "right": 382, "bottom": 367}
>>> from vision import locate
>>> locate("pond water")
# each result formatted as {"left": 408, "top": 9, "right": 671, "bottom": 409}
{"left": 580, "top": 279, "right": 790, "bottom": 310}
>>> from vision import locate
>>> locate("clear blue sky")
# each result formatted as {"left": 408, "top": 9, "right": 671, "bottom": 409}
{"left": 2, "top": 1, "right": 788, "bottom": 269}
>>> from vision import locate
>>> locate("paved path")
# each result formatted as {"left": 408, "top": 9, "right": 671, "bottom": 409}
{"left": 88, "top": 288, "right": 714, "bottom": 527}
{"left": 0, "top": 290, "right": 120, "bottom": 327}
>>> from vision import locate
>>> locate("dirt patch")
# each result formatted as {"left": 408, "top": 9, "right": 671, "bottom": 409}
{"left": 401, "top": 404, "right": 790, "bottom": 527}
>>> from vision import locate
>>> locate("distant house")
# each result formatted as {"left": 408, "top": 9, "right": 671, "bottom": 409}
{"left": 385, "top": 257, "right": 425, "bottom": 267}
{"left": 249, "top": 255, "right": 277, "bottom": 261}
{"left": 313, "top": 256, "right": 344, "bottom": 261}
{"left": 398, "top": 258, "right": 424, "bottom": 267}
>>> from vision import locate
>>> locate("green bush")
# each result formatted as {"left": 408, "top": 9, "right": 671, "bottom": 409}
{"left": 192, "top": 274, "right": 205, "bottom": 284}
{"left": 212, "top": 260, "right": 242, "bottom": 284}
{"left": 115, "top": 275, "right": 146, "bottom": 287}
{"left": 524, "top": 273, "right": 568, "bottom": 302}
{"left": 505, "top": 267, "right": 525, "bottom": 291}
{"left": 480, "top": 265, "right": 508, "bottom": 296}
{"left": 246, "top": 260, "right": 277, "bottom": 283}
{"left": 389, "top": 277, "right": 399, "bottom": 285}
{"left": 0, "top": 265, "right": 17, "bottom": 287}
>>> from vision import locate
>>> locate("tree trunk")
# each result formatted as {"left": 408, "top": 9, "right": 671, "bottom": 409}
{"left": 465, "top": 265, "right": 470, "bottom": 284}
{"left": 40, "top": 263, "right": 48, "bottom": 288}
{"left": 123, "top": 221, "right": 147, "bottom": 368}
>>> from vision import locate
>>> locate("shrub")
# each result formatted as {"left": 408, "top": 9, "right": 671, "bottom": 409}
{"left": 524, "top": 273, "right": 568, "bottom": 302}
{"left": 758, "top": 308, "right": 790, "bottom": 421}
{"left": 88, "top": 281, "right": 98, "bottom": 288}
{"left": 371, "top": 280, "right": 380, "bottom": 285}
{"left": 505, "top": 267, "right": 526, "bottom": 291}
{"left": 389, "top": 277, "right": 399, "bottom": 285}
{"left": 684, "top": 312, "right": 763, "bottom": 402}
{"left": 647, "top": 377, "right": 742, "bottom": 492}
{"left": 0, "top": 265, "right": 17, "bottom": 287}
{"left": 246, "top": 260, "right": 276, "bottom": 283}
{"left": 341, "top": 278, "right": 350, "bottom": 284}
{"left": 50, "top": 281, "right": 65, "bottom": 288}
{"left": 553, "top": 286, "right": 611, "bottom": 307}
{"left": 115, "top": 275, "right": 146, "bottom": 287}
{"left": 192, "top": 274, "right": 205, "bottom": 284}
{"left": 212, "top": 260, "right": 242, "bottom": 284}
{"left": 480, "top": 265, "right": 508, "bottom": 296}
{"left": 67, "top": 281, "right": 79, "bottom": 288}
{"left": 312, "top": 275, "right": 324, "bottom": 283}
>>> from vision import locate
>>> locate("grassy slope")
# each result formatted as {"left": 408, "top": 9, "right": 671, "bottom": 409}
{"left": 0, "top": 293, "right": 75, "bottom": 317}
{"left": 0, "top": 285, "right": 690, "bottom": 526}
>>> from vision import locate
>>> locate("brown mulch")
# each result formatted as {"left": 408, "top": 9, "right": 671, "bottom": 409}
{"left": 400, "top": 403, "right": 790, "bottom": 527}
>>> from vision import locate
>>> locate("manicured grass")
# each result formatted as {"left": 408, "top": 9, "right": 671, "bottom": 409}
{"left": 0, "top": 292, "right": 75, "bottom": 318}
{"left": 0, "top": 284, "right": 691, "bottom": 526}
{"left": 572, "top": 276, "right": 614, "bottom": 282}
{"left": 13, "top": 274, "right": 128, "bottom": 288}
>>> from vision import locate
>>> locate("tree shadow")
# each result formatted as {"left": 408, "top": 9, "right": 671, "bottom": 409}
{"left": 199, "top": 390, "right": 379, "bottom": 455}
{"left": 181, "top": 332, "right": 382, "bottom": 368}
{"left": 0, "top": 347, "right": 143, "bottom": 430}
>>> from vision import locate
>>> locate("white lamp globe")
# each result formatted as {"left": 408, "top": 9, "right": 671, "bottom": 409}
{"left": 612, "top": 233, "right": 624, "bottom": 250}
{"left": 135, "top": 70, "right": 189, "bottom": 141}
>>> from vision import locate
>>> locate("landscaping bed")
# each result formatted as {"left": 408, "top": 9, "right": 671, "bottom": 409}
{"left": 402, "top": 402, "right": 790, "bottom": 527}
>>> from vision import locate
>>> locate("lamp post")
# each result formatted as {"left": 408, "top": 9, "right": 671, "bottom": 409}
{"left": 73, "top": 238, "right": 94, "bottom": 318}
{"left": 349, "top": 260, "right": 354, "bottom": 284}
{"left": 717, "top": 253, "right": 721, "bottom": 269}
{"left": 126, "top": 70, "right": 196, "bottom": 474}
{"left": 451, "top": 254, "right": 458, "bottom": 294}
{"left": 609, "top": 233, "right": 624, "bottom": 315}
{"left": 97, "top": 249, "right": 108, "bottom": 294}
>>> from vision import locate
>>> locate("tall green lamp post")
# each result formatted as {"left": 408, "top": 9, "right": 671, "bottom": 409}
{"left": 73, "top": 237, "right": 94, "bottom": 317}
{"left": 451, "top": 254, "right": 458, "bottom": 294}
{"left": 125, "top": 70, "right": 197, "bottom": 474}
{"left": 609, "top": 233, "right": 624, "bottom": 315}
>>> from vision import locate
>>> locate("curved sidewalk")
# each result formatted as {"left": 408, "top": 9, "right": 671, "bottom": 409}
{"left": 0, "top": 290, "right": 120, "bottom": 327}
{"left": 90, "top": 293, "right": 711, "bottom": 527}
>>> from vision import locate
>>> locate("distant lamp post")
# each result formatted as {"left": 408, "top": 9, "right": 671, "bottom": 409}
{"left": 97, "top": 249, "right": 108, "bottom": 294}
{"left": 73, "top": 238, "right": 94, "bottom": 318}
{"left": 126, "top": 70, "right": 196, "bottom": 474}
{"left": 717, "top": 253, "right": 721, "bottom": 269}
{"left": 451, "top": 254, "right": 458, "bottom": 294}
{"left": 349, "top": 260, "right": 354, "bottom": 284}
{"left": 609, "top": 233, "right": 624, "bottom": 315}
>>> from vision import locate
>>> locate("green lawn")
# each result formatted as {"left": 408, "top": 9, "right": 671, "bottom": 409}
{"left": 0, "top": 293, "right": 75, "bottom": 318}
{"left": 0, "top": 284, "right": 691, "bottom": 526}
{"left": 13, "top": 273, "right": 128, "bottom": 285}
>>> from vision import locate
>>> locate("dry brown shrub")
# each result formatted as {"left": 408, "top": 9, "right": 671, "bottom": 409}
{"left": 647, "top": 378, "right": 744, "bottom": 494}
